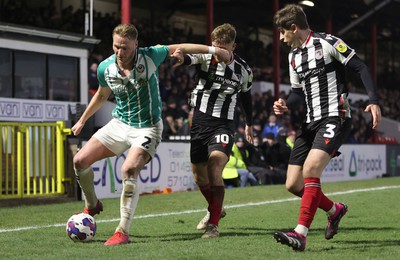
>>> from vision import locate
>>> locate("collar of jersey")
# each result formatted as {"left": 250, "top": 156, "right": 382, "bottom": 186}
{"left": 301, "top": 30, "right": 313, "bottom": 49}
{"left": 115, "top": 49, "right": 138, "bottom": 73}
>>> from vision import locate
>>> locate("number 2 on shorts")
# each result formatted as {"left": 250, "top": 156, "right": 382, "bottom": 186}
{"left": 141, "top": 136, "right": 152, "bottom": 149}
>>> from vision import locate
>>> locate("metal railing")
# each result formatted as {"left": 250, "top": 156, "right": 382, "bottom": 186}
{"left": 0, "top": 121, "right": 71, "bottom": 199}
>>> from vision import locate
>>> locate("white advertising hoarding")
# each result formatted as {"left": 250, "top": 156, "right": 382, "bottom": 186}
{"left": 0, "top": 97, "right": 75, "bottom": 122}
{"left": 85, "top": 142, "right": 386, "bottom": 199}
{"left": 89, "top": 142, "right": 195, "bottom": 199}
{"left": 322, "top": 144, "right": 386, "bottom": 182}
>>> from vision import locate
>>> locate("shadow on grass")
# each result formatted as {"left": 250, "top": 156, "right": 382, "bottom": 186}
{"left": 130, "top": 232, "right": 203, "bottom": 243}
{"left": 130, "top": 227, "right": 293, "bottom": 243}
{"left": 94, "top": 225, "right": 400, "bottom": 247}
{"left": 316, "top": 239, "right": 400, "bottom": 252}
{"left": 334, "top": 239, "right": 400, "bottom": 247}
{"left": 226, "top": 226, "right": 397, "bottom": 234}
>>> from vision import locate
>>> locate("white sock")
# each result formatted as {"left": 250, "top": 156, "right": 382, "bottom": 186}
{"left": 327, "top": 203, "right": 337, "bottom": 216}
{"left": 294, "top": 224, "right": 308, "bottom": 237}
{"left": 117, "top": 178, "right": 139, "bottom": 235}
{"left": 74, "top": 167, "right": 98, "bottom": 209}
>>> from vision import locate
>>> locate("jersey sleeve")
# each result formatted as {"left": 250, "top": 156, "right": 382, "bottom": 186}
{"left": 146, "top": 45, "right": 170, "bottom": 67}
{"left": 241, "top": 64, "right": 253, "bottom": 93}
{"left": 288, "top": 53, "right": 302, "bottom": 89}
{"left": 324, "top": 34, "right": 356, "bottom": 65}
{"left": 97, "top": 56, "right": 113, "bottom": 87}
{"left": 186, "top": 53, "right": 210, "bottom": 65}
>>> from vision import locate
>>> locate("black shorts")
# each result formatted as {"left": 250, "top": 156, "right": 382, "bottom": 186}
{"left": 190, "top": 123, "right": 234, "bottom": 164}
{"left": 289, "top": 117, "right": 352, "bottom": 166}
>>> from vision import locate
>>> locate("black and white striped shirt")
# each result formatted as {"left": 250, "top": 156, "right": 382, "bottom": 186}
{"left": 187, "top": 53, "right": 253, "bottom": 125}
{"left": 289, "top": 32, "right": 354, "bottom": 123}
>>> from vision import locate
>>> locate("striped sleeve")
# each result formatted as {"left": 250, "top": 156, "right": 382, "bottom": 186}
{"left": 324, "top": 35, "right": 355, "bottom": 65}
{"left": 288, "top": 53, "right": 302, "bottom": 88}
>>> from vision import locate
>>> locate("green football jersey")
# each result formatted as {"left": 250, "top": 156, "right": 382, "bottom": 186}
{"left": 97, "top": 45, "right": 169, "bottom": 127}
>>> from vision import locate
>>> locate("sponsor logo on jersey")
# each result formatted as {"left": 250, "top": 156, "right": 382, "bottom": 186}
{"left": 215, "top": 75, "right": 239, "bottom": 87}
{"left": 315, "top": 49, "right": 323, "bottom": 59}
{"left": 334, "top": 41, "right": 348, "bottom": 53}
{"left": 298, "top": 67, "right": 325, "bottom": 80}
{"left": 112, "top": 83, "right": 128, "bottom": 95}
{"left": 136, "top": 64, "right": 145, "bottom": 73}
{"left": 207, "top": 73, "right": 239, "bottom": 87}
{"left": 248, "top": 73, "right": 253, "bottom": 83}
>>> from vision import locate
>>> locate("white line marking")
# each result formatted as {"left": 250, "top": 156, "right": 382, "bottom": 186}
{"left": 1, "top": 185, "right": 399, "bottom": 234}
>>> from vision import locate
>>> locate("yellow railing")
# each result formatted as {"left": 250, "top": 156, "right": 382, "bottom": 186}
{"left": 0, "top": 121, "right": 71, "bottom": 199}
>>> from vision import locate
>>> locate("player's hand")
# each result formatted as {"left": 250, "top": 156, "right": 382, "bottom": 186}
{"left": 364, "top": 104, "right": 381, "bottom": 129}
{"left": 71, "top": 121, "right": 85, "bottom": 136}
{"left": 214, "top": 47, "right": 232, "bottom": 64}
{"left": 170, "top": 48, "right": 184, "bottom": 67}
{"left": 273, "top": 98, "right": 288, "bottom": 115}
{"left": 245, "top": 125, "right": 254, "bottom": 144}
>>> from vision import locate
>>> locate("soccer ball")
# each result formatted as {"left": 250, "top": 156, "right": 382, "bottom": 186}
{"left": 66, "top": 213, "right": 96, "bottom": 242}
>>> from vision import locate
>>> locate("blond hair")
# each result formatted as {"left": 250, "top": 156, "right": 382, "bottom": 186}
{"left": 112, "top": 24, "right": 138, "bottom": 40}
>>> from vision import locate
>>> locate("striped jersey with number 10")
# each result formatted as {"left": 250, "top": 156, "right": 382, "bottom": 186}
{"left": 187, "top": 53, "right": 253, "bottom": 122}
{"left": 289, "top": 32, "right": 354, "bottom": 123}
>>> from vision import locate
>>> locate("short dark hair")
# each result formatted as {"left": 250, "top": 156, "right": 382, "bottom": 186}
{"left": 273, "top": 4, "right": 309, "bottom": 30}
{"left": 211, "top": 23, "right": 236, "bottom": 44}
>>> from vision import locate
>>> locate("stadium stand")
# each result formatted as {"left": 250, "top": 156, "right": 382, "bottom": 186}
{"left": 0, "top": 0, "right": 399, "bottom": 144}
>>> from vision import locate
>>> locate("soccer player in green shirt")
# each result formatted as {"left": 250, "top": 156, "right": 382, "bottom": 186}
{"left": 71, "top": 23, "right": 231, "bottom": 246}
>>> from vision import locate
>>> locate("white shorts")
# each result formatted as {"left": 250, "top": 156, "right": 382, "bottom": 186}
{"left": 93, "top": 118, "right": 163, "bottom": 158}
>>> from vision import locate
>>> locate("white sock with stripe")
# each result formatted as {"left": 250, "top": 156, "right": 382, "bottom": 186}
{"left": 117, "top": 178, "right": 139, "bottom": 234}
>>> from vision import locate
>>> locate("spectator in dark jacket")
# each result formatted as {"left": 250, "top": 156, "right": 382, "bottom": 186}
{"left": 239, "top": 135, "right": 275, "bottom": 185}
{"left": 263, "top": 132, "right": 291, "bottom": 184}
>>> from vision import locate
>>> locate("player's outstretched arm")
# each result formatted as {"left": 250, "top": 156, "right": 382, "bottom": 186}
{"left": 347, "top": 55, "right": 381, "bottom": 129}
{"left": 168, "top": 44, "right": 231, "bottom": 63}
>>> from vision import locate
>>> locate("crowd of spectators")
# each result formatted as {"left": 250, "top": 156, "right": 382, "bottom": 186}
{"left": 1, "top": 1, "right": 399, "bottom": 146}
